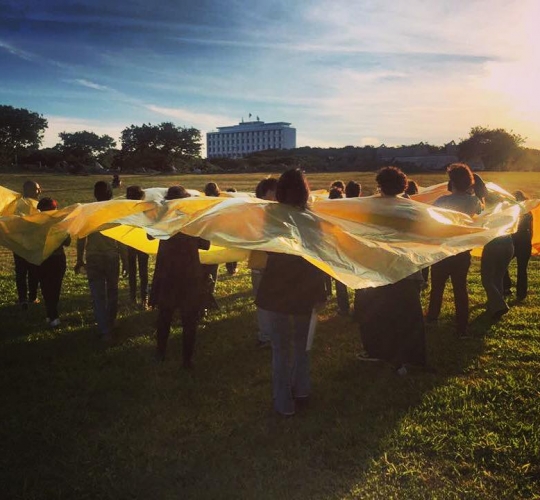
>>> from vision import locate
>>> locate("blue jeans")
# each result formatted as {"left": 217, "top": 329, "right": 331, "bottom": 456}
{"left": 87, "top": 254, "right": 120, "bottom": 338}
{"left": 251, "top": 270, "right": 272, "bottom": 342}
{"left": 264, "top": 310, "right": 311, "bottom": 415}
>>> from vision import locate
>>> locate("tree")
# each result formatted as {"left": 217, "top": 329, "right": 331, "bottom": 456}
{"left": 116, "top": 122, "right": 202, "bottom": 171}
{"left": 0, "top": 105, "right": 48, "bottom": 163}
{"left": 58, "top": 130, "right": 116, "bottom": 161}
{"left": 458, "top": 126, "right": 525, "bottom": 170}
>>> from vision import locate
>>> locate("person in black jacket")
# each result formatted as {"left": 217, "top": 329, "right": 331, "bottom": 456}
{"left": 256, "top": 168, "right": 327, "bottom": 416}
{"left": 150, "top": 186, "right": 210, "bottom": 368}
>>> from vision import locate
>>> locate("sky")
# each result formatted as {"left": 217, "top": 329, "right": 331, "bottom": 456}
{"left": 1, "top": 0, "right": 539, "bottom": 154}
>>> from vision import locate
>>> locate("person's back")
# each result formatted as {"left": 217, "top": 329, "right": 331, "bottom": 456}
{"left": 434, "top": 192, "right": 481, "bottom": 217}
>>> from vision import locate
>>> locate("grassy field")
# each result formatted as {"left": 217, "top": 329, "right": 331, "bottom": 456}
{"left": 1, "top": 171, "right": 539, "bottom": 499}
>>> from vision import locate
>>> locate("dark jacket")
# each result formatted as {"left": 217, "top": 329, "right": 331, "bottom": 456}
{"left": 255, "top": 252, "right": 327, "bottom": 315}
{"left": 150, "top": 232, "right": 210, "bottom": 311}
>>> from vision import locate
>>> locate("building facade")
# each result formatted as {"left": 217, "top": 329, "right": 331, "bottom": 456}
{"left": 206, "top": 120, "right": 296, "bottom": 159}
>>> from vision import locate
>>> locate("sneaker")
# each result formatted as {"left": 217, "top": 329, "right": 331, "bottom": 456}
{"left": 492, "top": 306, "right": 509, "bottom": 321}
{"left": 50, "top": 318, "right": 61, "bottom": 328}
{"left": 356, "top": 350, "right": 379, "bottom": 361}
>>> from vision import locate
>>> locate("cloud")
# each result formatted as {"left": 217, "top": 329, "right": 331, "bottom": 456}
{"left": 0, "top": 39, "right": 36, "bottom": 61}
{"left": 144, "top": 104, "right": 236, "bottom": 131}
{"left": 70, "top": 79, "right": 111, "bottom": 91}
{"left": 43, "top": 116, "right": 124, "bottom": 148}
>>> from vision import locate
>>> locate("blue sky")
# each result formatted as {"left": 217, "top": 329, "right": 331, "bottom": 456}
{"left": 1, "top": 0, "right": 539, "bottom": 153}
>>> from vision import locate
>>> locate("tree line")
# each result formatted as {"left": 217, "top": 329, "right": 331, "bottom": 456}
{"left": 1, "top": 104, "right": 539, "bottom": 173}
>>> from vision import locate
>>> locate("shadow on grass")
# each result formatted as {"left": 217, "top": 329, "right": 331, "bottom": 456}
{"left": 0, "top": 293, "right": 492, "bottom": 500}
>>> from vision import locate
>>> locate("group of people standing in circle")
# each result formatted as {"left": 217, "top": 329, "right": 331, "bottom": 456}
{"left": 6, "top": 163, "right": 533, "bottom": 417}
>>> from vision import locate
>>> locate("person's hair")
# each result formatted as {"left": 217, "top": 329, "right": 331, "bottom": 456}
{"left": 255, "top": 177, "right": 278, "bottom": 199}
{"left": 404, "top": 180, "right": 419, "bottom": 196}
{"left": 330, "top": 180, "right": 345, "bottom": 192}
{"left": 226, "top": 187, "right": 237, "bottom": 193}
{"left": 345, "top": 180, "right": 361, "bottom": 198}
{"left": 165, "top": 185, "right": 190, "bottom": 200}
{"left": 204, "top": 182, "right": 220, "bottom": 197}
{"left": 94, "top": 181, "right": 113, "bottom": 201}
{"left": 22, "top": 180, "right": 40, "bottom": 199}
{"left": 37, "top": 197, "right": 58, "bottom": 211}
{"left": 446, "top": 163, "right": 474, "bottom": 193}
{"left": 276, "top": 168, "right": 310, "bottom": 208}
{"left": 472, "top": 173, "right": 488, "bottom": 200}
{"left": 126, "top": 185, "right": 144, "bottom": 200}
{"left": 375, "top": 166, "right": 407, "bottom": 196}
{"left": 328, "top": 187, "right": 344, "bottom": 199}
{"left": 514, "top": 190, "right": 528, "bottom": 202}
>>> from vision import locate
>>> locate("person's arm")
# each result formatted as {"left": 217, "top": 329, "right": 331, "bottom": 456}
{"left": 63, "top": 235, "right": 72, "bottom": 247}
{"left": 75, "top": 237, "right": 87, "bottom": 273}
{"left": 198, "top": 238, "right": 210, "bottom": 251}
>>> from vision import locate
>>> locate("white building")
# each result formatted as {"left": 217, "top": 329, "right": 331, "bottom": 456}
{"left": 206, "top": 120, "right": 296, "bottom": 159}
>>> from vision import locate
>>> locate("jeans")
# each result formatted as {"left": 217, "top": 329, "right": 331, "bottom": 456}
{"left": 13, "top": 253, "right": 39, "bottom": 303}
{"left": 127, "top": 247, "right": 149, "bottom": 303}
{"left": 251, "top": 270, "right": 272, "bottom": 342}
{"left": 503, "top": 235, "right": 532, "bottom": 300}
{"left": 264, "top": 310, "right": 311, "bottom": 415}
{"left": 427, "top": 251, "right": 471, "bottom": 335}
{"left": 39, "top": 253, "right": 66, "bottom": 321}
{"left": 87, "top": 254, "right": 120, "bottom": 338}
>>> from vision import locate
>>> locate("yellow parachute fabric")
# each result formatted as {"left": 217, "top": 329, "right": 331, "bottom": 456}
{"left": 0, "top": 183, "right": 538, "bottom": 288}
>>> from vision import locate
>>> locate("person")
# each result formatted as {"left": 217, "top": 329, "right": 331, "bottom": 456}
{"left": 225, "top": 188, "right": 239, "bottom": 275}
{"left": 13, "top": 180, "right": 41, "bottom": 310}
{"left": 125, "top": 185, "right": 149, "bottom": 309}
{"left": 248, "top": 177, "right": 278, "bottom": 347}
{"left": 475, "top": 175, "right": 514, "bottom": 319}
{"left": 111, "top": 174, "right": 122, "bottom": 189}
{"left": 404, "top": 180, "right": 419, "bottom": 198}
{"left": 345, "top": 180, "right": 361, "bottom": 199}
{"left": 256, "top": 168, "right": 327, "bottom": 416}
{"left": 330, "top": 179, "right": 345, "bottom": 194}
{"left": 75, "top": 181, "right": 120, "bottom": 343}
{"left": 150, "top": 186, "right": 210, "bottom": 368}
{"left": 344, "top": 181, "right": 361, "bottom": 317}
{"left": 355, "top": 167, "right": 426, "bottom": 374}
{"left": 36, "top": 198, "right": 70, "bottom": 328}
{"left": 201, "top": 182, "right": 221, "bottom": 309}
{"left": 426, "top": 163, "right": 481, "bottom": 336}
{"left": 327, "top": 187, "right": 350, "bottom": 315}
{"left": 504, "top": 190, "right": 533, "bottom": 301}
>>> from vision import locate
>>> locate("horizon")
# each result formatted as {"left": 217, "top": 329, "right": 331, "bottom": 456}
{"left": 1, "top": 1, "right": 539, "bottom": 152}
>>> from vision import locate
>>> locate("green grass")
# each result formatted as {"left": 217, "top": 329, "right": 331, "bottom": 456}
{"left": 1, "top": 172, "right": 539, "bottom": 499}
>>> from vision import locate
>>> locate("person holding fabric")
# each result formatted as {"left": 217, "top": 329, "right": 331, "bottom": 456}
{"left": 75, "top": 181, "right": 120, "bottom": 343}
{"left": 201, "top": 181, "right": 221, "bottom": 311}
{"left": 475, "top": 175, "right": 514, "bottom": 319}
{"left": 12, "top": 180, "right": 41, "bottom": 310}
{"left": 125, "top": 185, "right": 149, "bottom": 309}
{"left": 356, "top": 167, "right": 426, "bottom": 374}
{"left": 426, "top": 163, "right": 481, "bottom": 337}
{"left": 256, "top": 169, "right": 327, "bottom": 416}
{"left": 248, "top": 177, "right": 278, "bottom": 347}
{"left": 36, "top": 197, "right": 70, "bottom": 328}
{"left": 504, "top": 190, "right": 533, "bottom": 301}
{"left": 151, "top": 186, "right": 210, "bottom": 368}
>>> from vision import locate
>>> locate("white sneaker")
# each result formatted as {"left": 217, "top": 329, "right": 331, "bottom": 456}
{"left": 50, "top": 318, "right": 61, "bottom": 328}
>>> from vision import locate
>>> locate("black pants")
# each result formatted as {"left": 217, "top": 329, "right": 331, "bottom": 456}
{"left": 39, "top": 254, "right": 66, "bottom": 321}
{"left": 127, "top": 248, "right": 149, "bottom": 302}
{"left": 13, "top": 253, "right": 39, "bottom": 303}
{"left": 503, "top": 236, "right": 532, "bottom": 300}
{"left": 201, "top": 264, "right": 219, "bottom": 309}
{"left": 156, "top": 307, "right": 199, "bottom": 365}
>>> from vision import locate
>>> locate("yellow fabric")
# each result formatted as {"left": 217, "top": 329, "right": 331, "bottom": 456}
{"left": 1, "top": 183, "right": 538, "bottom": 288}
